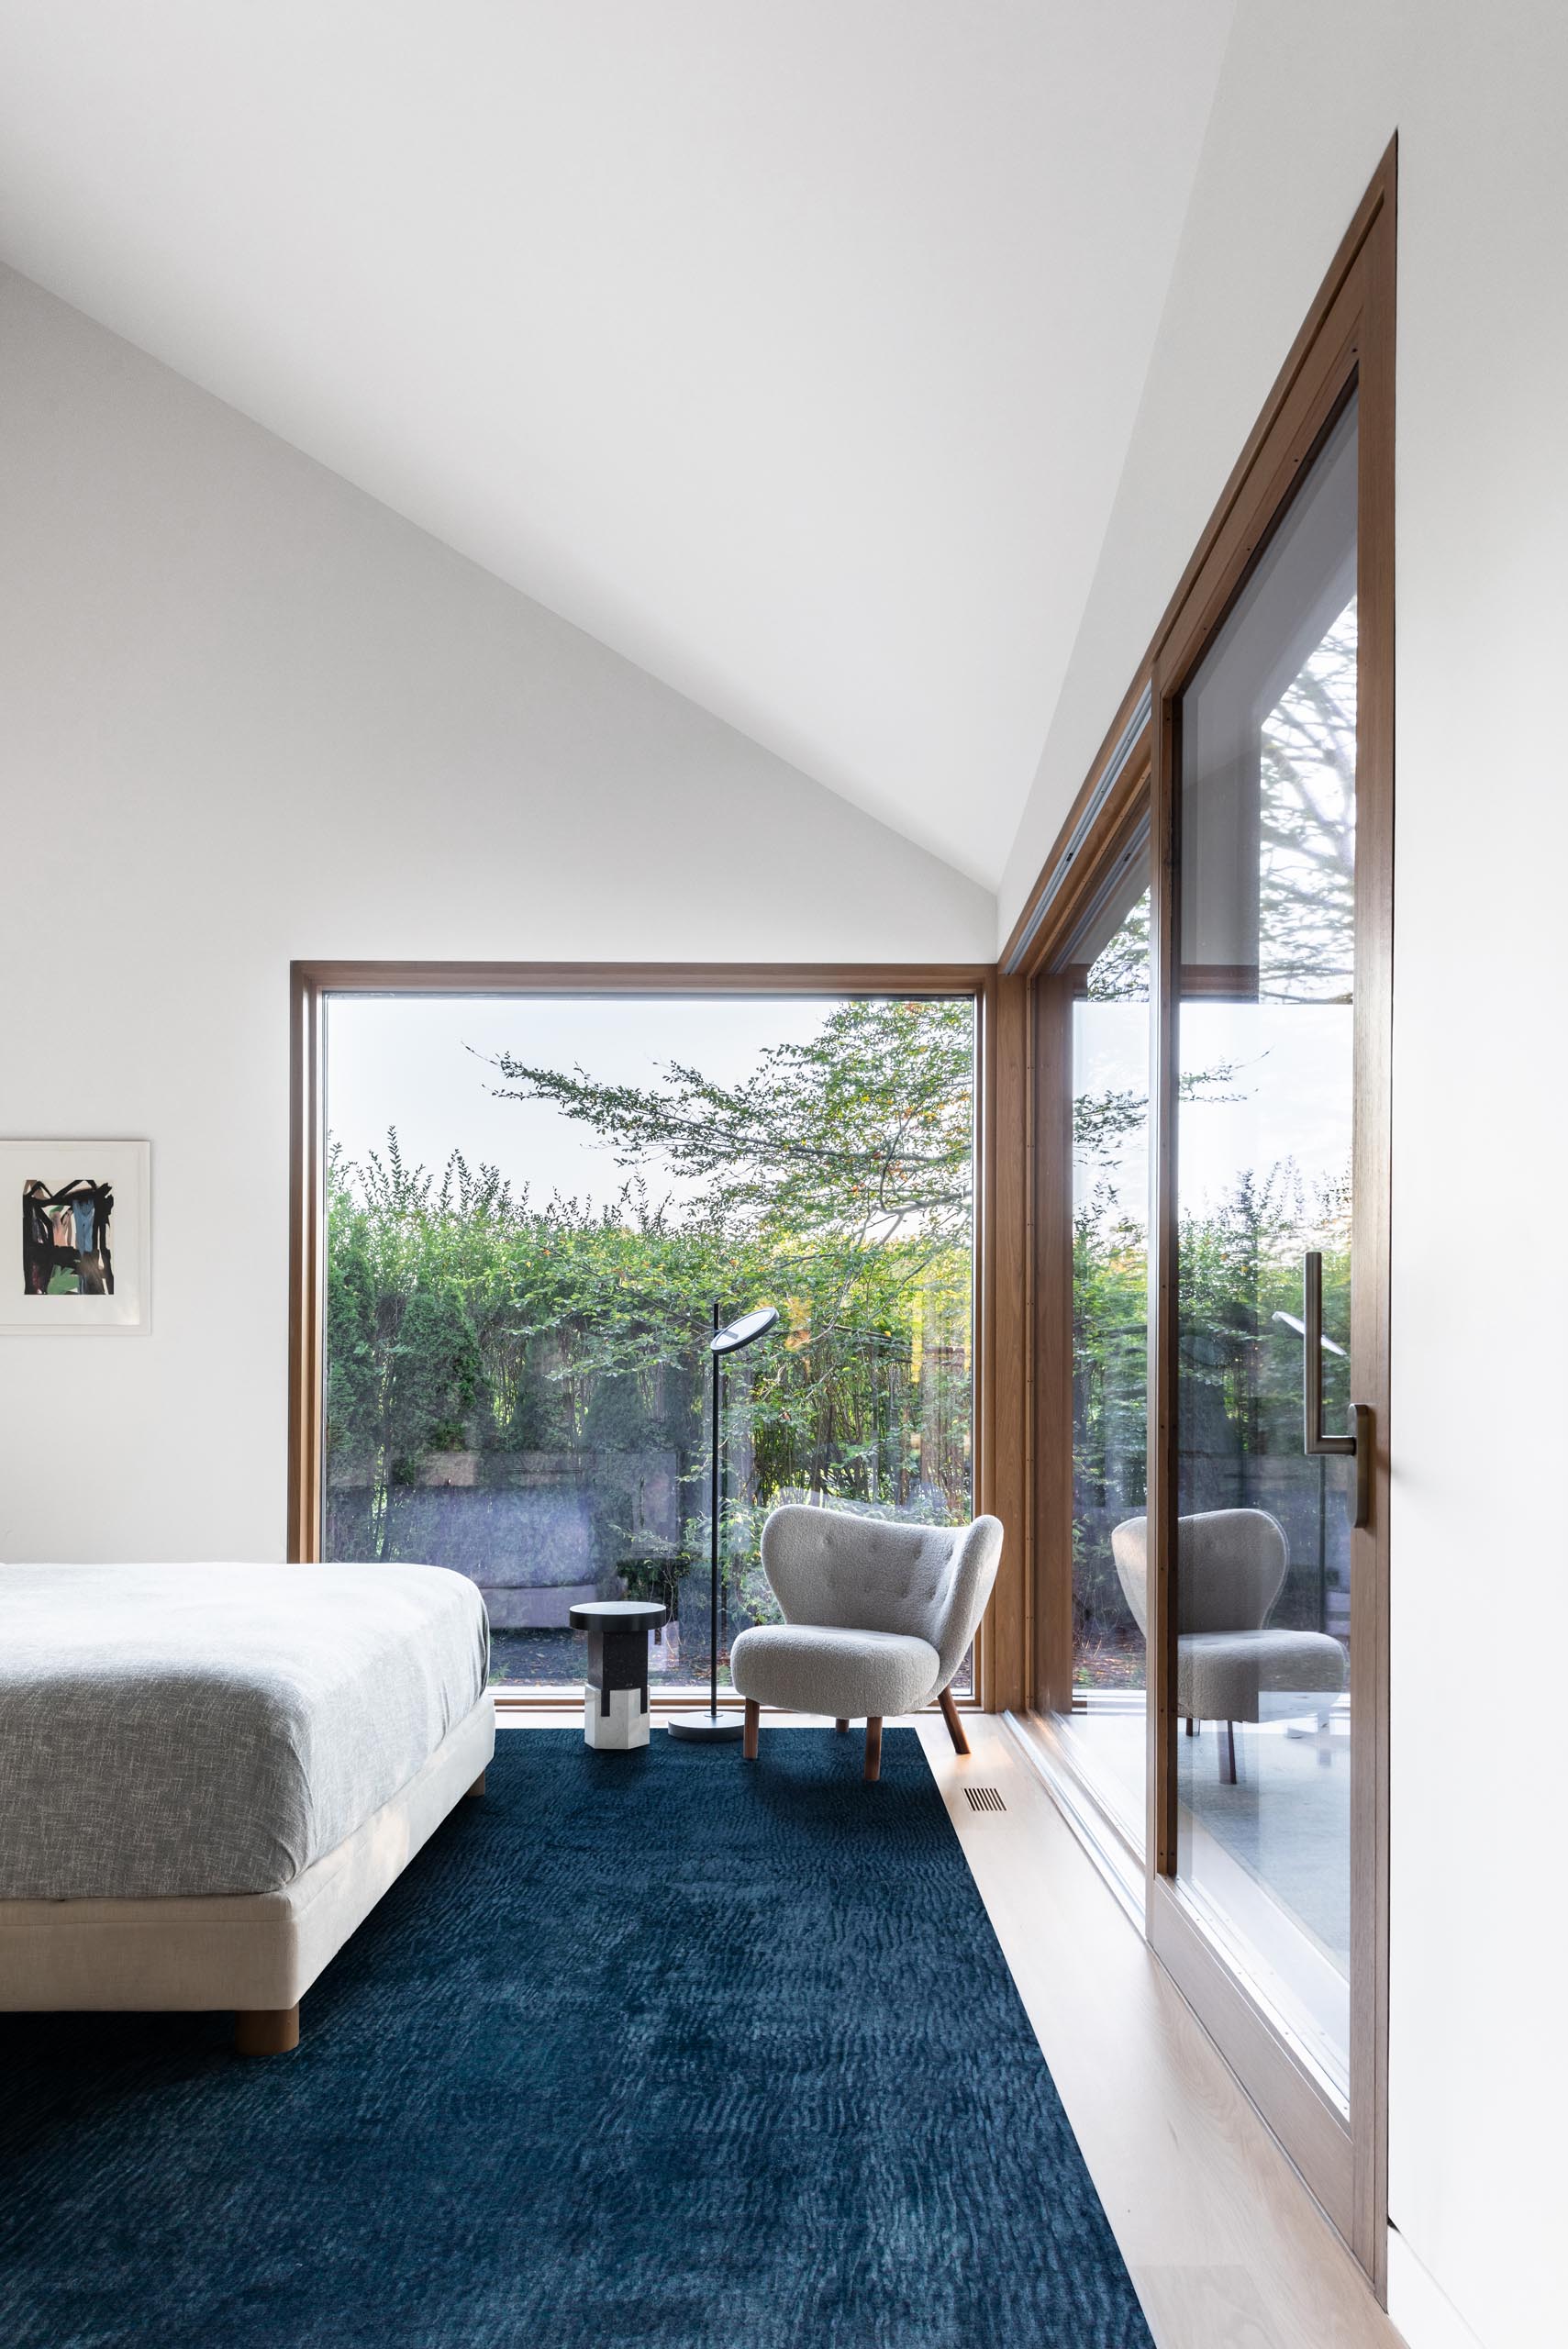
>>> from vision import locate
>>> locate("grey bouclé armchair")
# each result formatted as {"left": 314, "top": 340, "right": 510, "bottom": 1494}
{"left": 729, "top": 1503, "right": 1004, "bottom": 1782}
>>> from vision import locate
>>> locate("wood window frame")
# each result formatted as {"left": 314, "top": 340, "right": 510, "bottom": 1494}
{"left": 995, "top": 142, "right": 1396, "bottom": 2293}
{"left": 287, "top": 960, "right": 1004, "bottom": 1711}
{"left": 1148, "top": 143, "right": 1395, "bottom": 2287}
{"left": 997, "top": 692, "right": 1155, "bottom": 1733}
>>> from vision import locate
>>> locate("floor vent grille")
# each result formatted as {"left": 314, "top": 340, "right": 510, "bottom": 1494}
{"left": 963, "top": 1785, "right": 1006, "bottom": 1814}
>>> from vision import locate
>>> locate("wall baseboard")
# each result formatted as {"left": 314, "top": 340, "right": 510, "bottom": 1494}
{"left": 1386, "top": 2230, "right": 1485, "bottom": 2349}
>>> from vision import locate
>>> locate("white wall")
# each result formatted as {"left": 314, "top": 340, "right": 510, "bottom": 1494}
{"left": 0, "top": 266, "right": 993, "bottom": 1566}
{"left": 999, "top": 7, "right": 1568, "bottom": 2345}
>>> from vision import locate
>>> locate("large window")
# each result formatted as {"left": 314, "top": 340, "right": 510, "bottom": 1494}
{"left": 318, "top": 988, "right": 977, "bottom": 1695}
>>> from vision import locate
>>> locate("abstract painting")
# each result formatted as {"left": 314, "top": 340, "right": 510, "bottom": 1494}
{"left": 22, "top": 1176, "right": 116, "bottom": 1296}
{"left": 1, "top": 1141, "right": 150, "bottom": 1332}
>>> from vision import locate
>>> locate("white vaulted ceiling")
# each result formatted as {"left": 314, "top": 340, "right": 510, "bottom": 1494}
{"left": 0, "top": 3, "right": 1233, "bottom": 885}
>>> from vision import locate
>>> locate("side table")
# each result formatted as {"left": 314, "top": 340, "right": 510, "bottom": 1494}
{"left": 568, "top": 1599, "right": 668, "bottom": 1751}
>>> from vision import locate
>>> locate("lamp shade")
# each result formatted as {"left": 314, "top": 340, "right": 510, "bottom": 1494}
{"left": 711, "top": 1306, "right": 779, "bottom": 1355}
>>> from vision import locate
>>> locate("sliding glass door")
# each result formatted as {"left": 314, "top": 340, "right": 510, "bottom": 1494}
{"left": 1019, "top": 157, "right": 1394, "bottom": 2283}
{"left": 1170, "top": 398, "right": 1358, "bottom": 2096}
{"left": 1144, "top": 161, "right": 1394, "bottom": 2277}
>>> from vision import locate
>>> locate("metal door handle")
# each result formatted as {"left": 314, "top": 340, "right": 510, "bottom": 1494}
{"left": 1302, "top": 1250, "right": 1372, "bottom": 1530}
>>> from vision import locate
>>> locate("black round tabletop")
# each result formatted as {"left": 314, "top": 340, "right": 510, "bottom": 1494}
{"left": 568, "top": 1599, "right": 667, "bottom": 1631}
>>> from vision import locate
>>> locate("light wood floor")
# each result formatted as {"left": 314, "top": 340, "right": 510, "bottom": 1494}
{"left": 497, "top": 1709, "right": 1405, "bottom": 2349}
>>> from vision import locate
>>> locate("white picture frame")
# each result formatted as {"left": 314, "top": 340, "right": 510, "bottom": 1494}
{"left": 1, "top": 1139, "right": 151, "bottom": 1334}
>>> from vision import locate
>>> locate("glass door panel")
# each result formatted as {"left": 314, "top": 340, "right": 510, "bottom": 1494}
{"left": 1173, "top": 397, "right": 1358, "bottom": 2097}
{"left": 1056, "top": 879, "right": 1151, "bottom": 1845}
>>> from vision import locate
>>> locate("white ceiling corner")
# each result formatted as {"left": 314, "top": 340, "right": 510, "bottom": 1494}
{"left": 0, "top": 2, "right": 1233, "bottom": 885}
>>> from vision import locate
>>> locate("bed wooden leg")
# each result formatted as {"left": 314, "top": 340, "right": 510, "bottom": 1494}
{"left": 466, "top": 1771, "right": 487, "bottom": 1798}
{"left": 235, "top": 2005, "right": 299, "bottom": 2056}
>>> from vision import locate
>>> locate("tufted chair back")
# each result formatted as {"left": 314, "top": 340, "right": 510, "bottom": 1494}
{"left": 1110, "top": 1508, "right": 1289, "bottom": 1636}
{"left": 760, "top": 1504, "right": 1004, "bottom": 1693}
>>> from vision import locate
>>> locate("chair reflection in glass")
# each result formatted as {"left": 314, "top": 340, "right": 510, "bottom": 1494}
{"left": 1111, "top": 1508, "right": 1345, "bottom": 1785}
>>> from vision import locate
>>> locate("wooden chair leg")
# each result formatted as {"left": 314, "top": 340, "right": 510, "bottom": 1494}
{"left": 1184, "top": 1716, "right": 1195, "bottom": 1738}
{"left": 466, "top": 1771, "right": 487, "bottom": 1798}
{"left": 1220, "top": 1721, "right": 1237, "bottom": 1785}
{"left": 937, "top": 1686, "right": 970, "bottom": 1756}
{"left": 235, "top": 2005, "right": 299, "bottom": 2057}
{"left": 834, "top": 1718, "right": 849, "bottom": 1733}
{"left": 864, "top": 1717, "right": 883, "bottom": 1783}
{"left": 742, "top": 1698, "right": 760, "bottom": 1760}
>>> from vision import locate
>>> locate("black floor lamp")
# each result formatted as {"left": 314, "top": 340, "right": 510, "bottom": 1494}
{"left": 668, "top": 1301, "right": 779, "bottom": 1742}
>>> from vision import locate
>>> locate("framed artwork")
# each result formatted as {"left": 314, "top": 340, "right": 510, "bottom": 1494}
{"left": 1, "top": 1140, "right": 150, "bottom": 1334}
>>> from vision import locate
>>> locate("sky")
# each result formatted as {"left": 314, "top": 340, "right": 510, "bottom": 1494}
{"left": 326, "top": 993, "right": 840, "bottom": 1213}
{"left": 1072, "top": 998, "right": 1354, "bottom": 1230}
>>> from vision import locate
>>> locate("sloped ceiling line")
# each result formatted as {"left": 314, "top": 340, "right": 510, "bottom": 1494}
{"left": 0, "top": 3, "right": 1235, "bottom": 887}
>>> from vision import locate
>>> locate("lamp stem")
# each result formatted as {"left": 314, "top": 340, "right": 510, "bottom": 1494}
{"left": 710, "top": 1298, "right": 721, "bottom": 1720}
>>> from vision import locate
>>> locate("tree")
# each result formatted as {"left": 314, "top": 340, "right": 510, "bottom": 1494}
{"left": 489, "top": 995, "right": 972, "bottom": 1264}
{"left": 324, "top": 999, "right": 980, "bottom": 1641}
{"left": 1259, "top": 599, "right": 1357, "bottom": 1001}
{"left": 325, "top": 1140, "right": 486, "bottom": 1559}
{"left": 485, "top": 996, "right": 977, "bottom": 1568}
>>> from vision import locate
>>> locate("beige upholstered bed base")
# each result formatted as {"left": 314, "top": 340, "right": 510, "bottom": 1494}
{"left": 0, "top": 1693, "right": 495, "bottom": 2048}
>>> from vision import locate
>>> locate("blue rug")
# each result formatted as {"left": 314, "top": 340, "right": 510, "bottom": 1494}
{"left": 0, "top": 1730, "right": 1152, "bottom": 2347}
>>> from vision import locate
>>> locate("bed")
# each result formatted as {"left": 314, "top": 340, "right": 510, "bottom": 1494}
{"left": 0, "top": 1561, "right": 495, "bottom": 2054}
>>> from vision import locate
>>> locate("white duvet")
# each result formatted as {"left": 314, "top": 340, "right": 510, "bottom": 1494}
{"left": 0, "top": 1562, "right": 489, "bottom": 1899}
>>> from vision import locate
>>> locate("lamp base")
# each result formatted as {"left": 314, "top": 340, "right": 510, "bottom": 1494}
{"left": 667, "top": 1709, "right": 746, "bottom": 1742}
